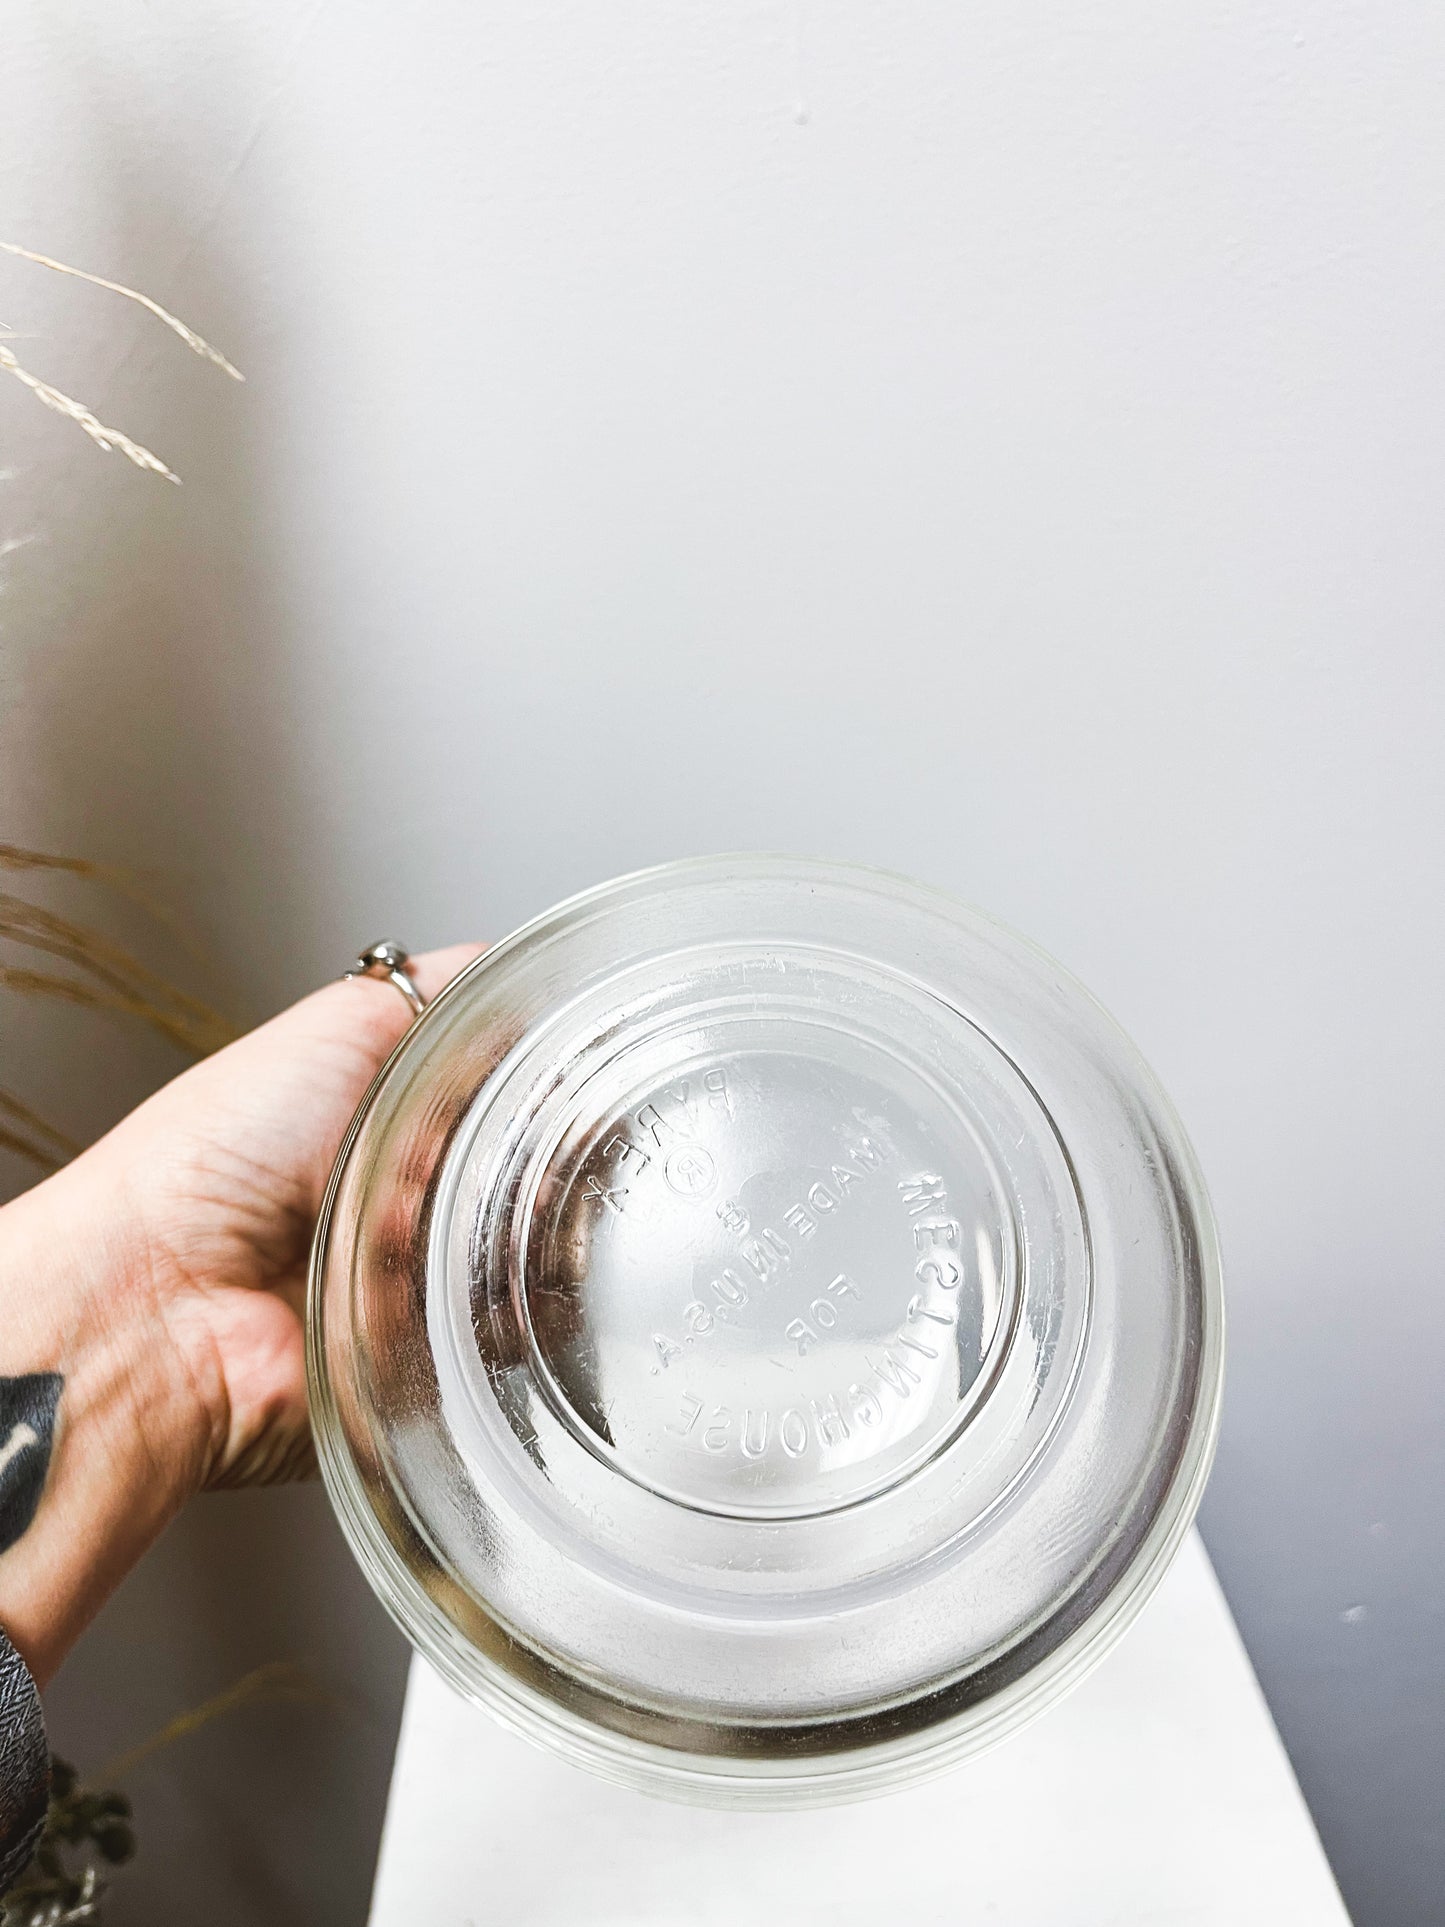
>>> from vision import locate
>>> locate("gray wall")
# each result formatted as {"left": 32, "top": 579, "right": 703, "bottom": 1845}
{"left": 2, "top": 5, "right": 1441, "bottom": 1922}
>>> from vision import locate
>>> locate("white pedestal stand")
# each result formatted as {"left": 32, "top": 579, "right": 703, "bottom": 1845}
{"left": 368, "top": 1533, "right": 1349, "bottom": 1926}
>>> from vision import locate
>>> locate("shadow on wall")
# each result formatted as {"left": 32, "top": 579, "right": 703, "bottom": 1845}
{"left": 1, "top": 28, "right": 410, "bottom": 1927}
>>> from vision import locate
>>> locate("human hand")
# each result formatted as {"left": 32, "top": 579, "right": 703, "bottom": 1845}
{"left": 0, "top": 943, "right": 483, "bottom": 1681}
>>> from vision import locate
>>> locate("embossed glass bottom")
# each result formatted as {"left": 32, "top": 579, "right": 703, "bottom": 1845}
{"left": 520, "top": 1032, "right": 1013, "bottom": 1519}
{"left": 310, "top": 859, "right": 1223, "bottom": 1805}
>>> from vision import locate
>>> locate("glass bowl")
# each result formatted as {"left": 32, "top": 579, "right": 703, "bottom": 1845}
{"left": 308, "top": 857, "right": 1223, "bottom": 1806}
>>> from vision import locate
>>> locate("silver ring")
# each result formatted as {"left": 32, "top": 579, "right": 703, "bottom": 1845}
{"left": 344, "top": 939, "right": 425, "bottom": 1018}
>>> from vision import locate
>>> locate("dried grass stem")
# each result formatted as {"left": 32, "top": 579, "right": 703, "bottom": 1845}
{"left": 0, "top": 337, "right": 180, "bottom": 483}
{"left": 0, "top": 242, "right": 244, "bottom": 382}
{"left": 0, "top": 237, "right": 243, "bottom": 481}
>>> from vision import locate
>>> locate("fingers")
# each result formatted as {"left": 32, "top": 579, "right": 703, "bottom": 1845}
{"left": 322, "top": 940, "right": 487, "bottom": 1079}
{"left": 98, "top": 941, "right": 491, "bottom": 1250}
{"left": 277, "top": 942, "right": 489, "bottom": 1196}
{"left": 406, "top": 942, "right": 489, "bottom": 1004}
{"left": 334, "top": 940, "right": 486, "bottom": 1033}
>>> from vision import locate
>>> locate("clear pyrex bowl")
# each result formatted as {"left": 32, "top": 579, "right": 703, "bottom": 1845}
{"left": 307, "top": 857, "right": 1223, "bottom": 1806}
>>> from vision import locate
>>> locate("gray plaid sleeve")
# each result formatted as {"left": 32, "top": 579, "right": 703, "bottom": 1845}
{"left": 0, "top": 1624, "right": 48, "bottom": 1893}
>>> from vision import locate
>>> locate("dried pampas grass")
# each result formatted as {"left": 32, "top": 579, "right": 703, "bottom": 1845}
{"left": 0, "top": 244, "right": 244, "bottom": 381}
{"left": 0, "top": 1085, "right": 81, "bottom": 1171}
{"left": 0, "top": 337, "right": 183, "bottom": 483}
{"left": 1, "top": 251, "right": 244, "bottom": 1175}
{"left": 0, "top": 848, "right": 240, "bottom": 1172}
{"left": 0, "top": 887, "right": 238, "bottom": 1057}
{"left": 0, "top": 239, "right": 243, "bottom": 482}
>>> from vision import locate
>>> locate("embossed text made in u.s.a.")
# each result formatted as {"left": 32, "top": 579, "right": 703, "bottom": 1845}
{"left": 644, "top": 1130, "right": 896, "bottom": 1376}
{"left": 656, "top": 1169, "right": 973, "bottom": 1474}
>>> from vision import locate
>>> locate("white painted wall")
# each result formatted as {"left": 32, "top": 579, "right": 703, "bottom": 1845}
{"left": 2, "top": 5, "right": 1441, "bottom": 1921}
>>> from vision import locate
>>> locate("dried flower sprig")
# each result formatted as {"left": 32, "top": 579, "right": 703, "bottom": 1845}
{"left": 0, "top": 1760, "right": 132, "bottom": 1927}
{"left": 0, "top": 1664, "right": 320, "bottom": 1923}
